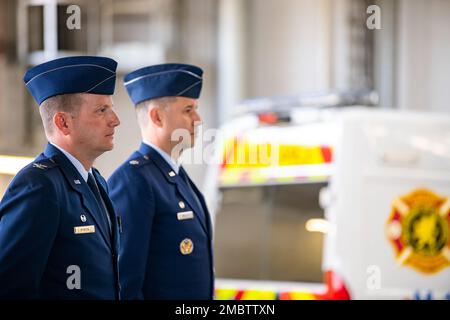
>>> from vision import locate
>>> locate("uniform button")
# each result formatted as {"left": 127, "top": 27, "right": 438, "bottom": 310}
{"left": 179, "top": 201, "right": 185, "bottom": 209}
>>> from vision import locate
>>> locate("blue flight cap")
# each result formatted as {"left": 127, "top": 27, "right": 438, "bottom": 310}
{"left": 24, "top": 56, "right": 118, "bottom": 105}
{"left": 123, "top": 63, "right": 203, "bottom": 105}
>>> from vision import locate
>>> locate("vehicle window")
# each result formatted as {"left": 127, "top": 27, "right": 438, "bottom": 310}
{"left": 214, "top": 183, "right": 326, "bottom": 282}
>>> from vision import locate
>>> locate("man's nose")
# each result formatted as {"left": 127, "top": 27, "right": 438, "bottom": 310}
{"left": 192, "top": 109, "right": 202, "bottom": 124}
{"left": 110, "top": 110, "right": 121, "bottom": 127}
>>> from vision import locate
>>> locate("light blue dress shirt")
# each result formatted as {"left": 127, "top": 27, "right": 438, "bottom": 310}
{"left": 142, "top": 140, "right": 180, "bottom": 174}
{"left": 50, "top": 142, "right": 92, "bottom": 182}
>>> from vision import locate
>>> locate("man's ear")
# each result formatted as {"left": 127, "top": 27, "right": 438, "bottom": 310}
{"left": 149, "top": 107, "right": 163, "bottom": 127}
{"left": 53, "top": 112, "right": 72, "bottom": 135}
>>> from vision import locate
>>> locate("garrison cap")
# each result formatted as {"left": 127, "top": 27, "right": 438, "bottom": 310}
{"left": 123, "top": 63, "right": 203, "bottom": 105}
{"left": 24, "top": 56, "right": 118, "bottom": 105}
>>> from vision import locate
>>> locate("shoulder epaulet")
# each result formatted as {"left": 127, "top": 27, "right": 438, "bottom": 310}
{"left": 31, "top": 158, "right": 59, "bottom": 171}
{"left": 127, "top": 154, "right": 151, "bottom": 168}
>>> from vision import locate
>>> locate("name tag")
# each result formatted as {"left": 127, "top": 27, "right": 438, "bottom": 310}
{"left": 74, "top": 225, "right": 96, "bottom": 234}
{"left": 177, "top": 211, "right": 194, "bottom": 221}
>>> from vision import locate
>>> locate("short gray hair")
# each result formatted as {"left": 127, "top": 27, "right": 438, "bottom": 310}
{"left": 135, "top": 96, "right": 177, "bottom": 128}
{"left": 39, "top": 93, "right": 85, "bottom": 135}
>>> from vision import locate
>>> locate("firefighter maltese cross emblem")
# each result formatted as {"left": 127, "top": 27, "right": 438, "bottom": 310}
{"left": 386, "top": 188, "right": 450, "bottom": 274}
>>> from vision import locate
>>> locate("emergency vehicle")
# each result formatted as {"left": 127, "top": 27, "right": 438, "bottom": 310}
{"left": 203, "top": 91, "right": 450, "bottom": 300}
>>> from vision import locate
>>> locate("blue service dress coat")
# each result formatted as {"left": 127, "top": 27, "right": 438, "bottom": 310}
{"left": 0, "top": 143, "right": 120, "bottom": 299}
{"left": 107, "top": 143, "right": 214, "bottom": 300}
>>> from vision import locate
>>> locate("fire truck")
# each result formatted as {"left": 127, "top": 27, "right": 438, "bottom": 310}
{"left": 203, "top": 91, "right": 450, "bottom": 300}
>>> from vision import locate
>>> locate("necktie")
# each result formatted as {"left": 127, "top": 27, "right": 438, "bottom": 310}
{"left": 87, "top": 172, "right": 112, "bottom": 233}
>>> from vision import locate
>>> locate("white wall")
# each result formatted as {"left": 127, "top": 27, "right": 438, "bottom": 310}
{"left": 396, "top": 0, "right": 450, "bottom": 112}
{"left": 217, "top": 0, "right": 332, "bottom": 123}
{"left": 246, "top": 0, "right": 332, "bottom": 97}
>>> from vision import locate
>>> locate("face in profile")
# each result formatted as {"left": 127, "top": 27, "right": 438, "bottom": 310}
{"left": 71, "top": 94, "right": 121, "bottom": 156}
{"left": 161, "top": 97, "right": 203, "bottom": 152}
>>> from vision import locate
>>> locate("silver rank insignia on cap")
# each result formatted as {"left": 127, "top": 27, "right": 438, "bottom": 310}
{"left": 180, "top": 238, "right": 194, "bottom": 255}
{"left": 80, "top": 214, "right": 87, "bottom": 222}
{"left": 179, "top": 201, "right": 185, "bottom": 209}
{"left": 168, "top": 171, "right": 176, "bottom": 177}
{"left": 129, "top": 160, "right": 139, "bottom": 165}
{"left": 33, "top": 163, "right": 47, "bottom": 170}
{"left": 74, "top": 179, "right": 81, "bottom": 185}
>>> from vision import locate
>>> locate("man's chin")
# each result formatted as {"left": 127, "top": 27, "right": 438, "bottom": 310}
{"left": 100, "top": 143, "right": 114, "bottom": 153}
{"left": 183, "top": 140, "right": 195, "bottom": 150}
{"left": 177, "top": 137, "right": 195, "bottom": 149}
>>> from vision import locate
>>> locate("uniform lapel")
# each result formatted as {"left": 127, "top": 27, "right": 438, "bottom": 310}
{"left": 138, "top": 143, "right": 209, "bottom": 235}
{"left": 182, "top": 170, "right": 213, "bottom": 238}
{"left": 43, "top": 144, "right": 112, "bottom": 249}
{"left": 92, "top": 169, "right": 119, "bottom": 251}
{"left": 174, "top": 176, "right": 208, "bottom": 234}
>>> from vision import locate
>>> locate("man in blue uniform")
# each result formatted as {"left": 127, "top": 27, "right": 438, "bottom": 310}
{"left": 0, "top": 56, "right": 121, "bottom": 299}
{"left": 108, "top": 63, "right": 214, "bottom": 299}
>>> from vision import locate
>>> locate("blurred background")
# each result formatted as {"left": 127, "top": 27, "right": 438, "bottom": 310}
{"left": 0, "top": 0, "right": 449, "bottom": 299}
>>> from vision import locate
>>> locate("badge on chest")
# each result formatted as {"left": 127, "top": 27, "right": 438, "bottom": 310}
{"left": 177, "top": 210, "right": 194, "bottom": 221}
{"left": 74, "top": 225, "right": 96, "bottom": 234}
